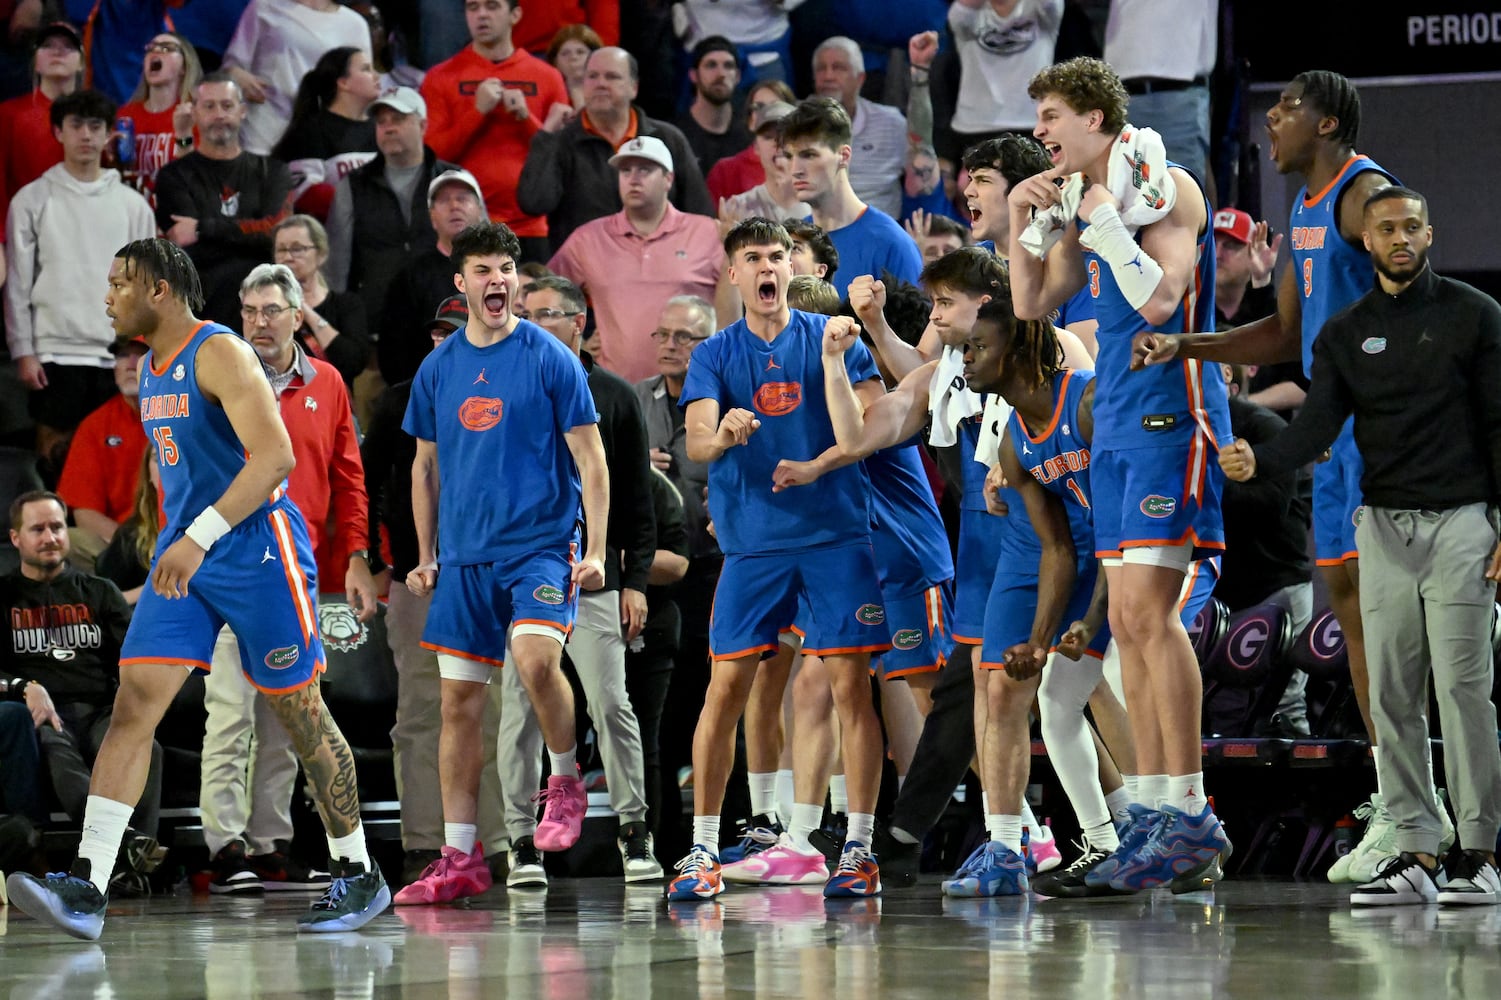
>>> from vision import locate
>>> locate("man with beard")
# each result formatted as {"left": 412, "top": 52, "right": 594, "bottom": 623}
{"left": 676, "top": 37, "right": 751, "bottom": 178}
{"left": 1220, "top": 187, "right": 1501, "bottom": 908}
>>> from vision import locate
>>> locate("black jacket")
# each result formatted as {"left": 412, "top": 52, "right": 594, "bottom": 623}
{"left": 584, "top": 353, "right": 656, "bottom": 593}
{"left": 378, "top": 247, "right": 459, "bottom": 386}
{"left": 1, "top": 565, "right": 129, "bottom": 704}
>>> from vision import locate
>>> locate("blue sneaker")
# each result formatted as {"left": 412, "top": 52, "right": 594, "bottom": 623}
{"left": 718, "top": 814, "right": 782, "bottom": 864}
{"left": 941, "top": 841, "right": 1029, "bottom": 898}
{"left": 1084, "top": 804, "right": 1162, "bottom": 891}
{"left": 297, "top": 858, "right": 391, "bottom": 933}
{"left": 823, "top": 840, "right": 881, "bottom": 898}
{"left": 1107, "top": 804, "right": 1229, "bottom": 892}
{"left": 7, "top": 861, "right": 108, "bottom": 941}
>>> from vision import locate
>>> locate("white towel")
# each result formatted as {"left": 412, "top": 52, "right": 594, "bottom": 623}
{"left": 1016, "top": 124, "right": 1177, "bottom": 259}
{"left": 927, "top": 345, "right": 983, "bottom": 447}
{"left": 972, "top": 393, "right": 1015, "bottom": 470}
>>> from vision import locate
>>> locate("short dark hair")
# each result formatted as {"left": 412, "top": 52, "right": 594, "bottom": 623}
{"left": 782, "top": 219, "right": 839, "bottom": 281}
{"left": 778, "top": 96, "right": 851, "bottom": 151}
{"left": 1363, "top": 185, "right": 1427, "bottom": 219}
{"left": 116, "top": 238, "right": 204, "bottom": 311}
{"left": 961, "top": 134, "right": 1053, "bottom": 191}
{"left": 920, "top": 245, "right": 1005, "bottom": 298}
{"left": 1292, "top": 70, "right": 1362, "bottom": 147}
{"left": 972, "top": 289, "right": 1062, "bottom": 392}
{"left": 521, "top": 274, "right": 587, "bottom": 315}
{"left": 196, "top": 69, "right": 241, "bottom": 96}
{"left": 923, "top": 214, "right": 972, "bottom": 246}
{"left": 690, "top": 35, "right": 737, "bottom": 71}
{"left": 50, "top": 88, "right": 115, "bottom": 129}
{"left": 9, "top": 490, "right": 66, "bottom": 532}
{"left": 450, "top": 221, "right": 522, "bottom": 272}
{"left": 879, "top": 277, "right": 932, "bottom": 346}
{"left": 723, "top": 216, "right": 792, "bottom": 260}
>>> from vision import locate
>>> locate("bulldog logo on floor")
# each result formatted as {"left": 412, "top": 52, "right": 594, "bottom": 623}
{"left": 319, "top": 602, "right": 369, "bottom": 653}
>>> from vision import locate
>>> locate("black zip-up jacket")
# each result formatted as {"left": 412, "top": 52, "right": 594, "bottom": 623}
{"left": 1255, "top": 266, "right": 1501, "bottom": 510}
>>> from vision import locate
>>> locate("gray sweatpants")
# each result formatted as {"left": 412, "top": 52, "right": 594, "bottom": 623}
{"left": 1358, "top": 503, "right": 1501, "bottom": 855}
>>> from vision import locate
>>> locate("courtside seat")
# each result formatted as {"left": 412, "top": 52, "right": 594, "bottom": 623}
{"left": 1202, "top": 602, "right": 1295, "bottom": 741}
{"left": 1188, "top": 597, "right": 1231, "bottom": 666}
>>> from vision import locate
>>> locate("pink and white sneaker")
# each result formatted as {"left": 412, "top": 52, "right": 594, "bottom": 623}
{"left": 392, "top": 844, "right": 492, "bottom": 905}
{"left": 721, "top": 834, "right": 830, "bottom": 885}
{"left": 1024, "top": 825, "right": 1063, "bottom": 874}
{"left": 533, "top": 769, "right": 588, "bottom": 852}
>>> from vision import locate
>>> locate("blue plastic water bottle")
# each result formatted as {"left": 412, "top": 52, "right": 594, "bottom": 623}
{"left": 115, "top": 115, "right": 136, "bottom": 167}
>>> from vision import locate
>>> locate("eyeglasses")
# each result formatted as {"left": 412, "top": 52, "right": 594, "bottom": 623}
{"left": 275, "top": 244, "right": 317, "bottom": 257}
{"left": 516, "top": 308, "right": 581, "bottom": 321}
{"left": 144, "top": 41, "right": 183, "bottom": 55}
{"left": 240, "top": 304, "right": 292, "bottom": 322}
{"left": 650, "top": 329, "right": 708, "bottom": 347}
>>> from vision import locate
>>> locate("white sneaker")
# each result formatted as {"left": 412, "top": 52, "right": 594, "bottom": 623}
{"left": 506, "top": 837, "right": 548, "bottom": 889}
{"left": 1437, "top": 850, "right": 1500, "bottom": 906}
{"left": 1351, "top": 852, "right": 1439, "bottom": 906}
{"left": 1343, "top": 794, "right": 1398, "bottom": 884}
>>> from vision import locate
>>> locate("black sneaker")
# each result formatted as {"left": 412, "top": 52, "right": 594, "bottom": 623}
{"left": 297, "top": 858, "right": 391, "bottom": 933}
{"left": 808, "top": 813, "right": 849, "bottom": 867}
{"left": 121, "top": 830, "right": 168, "bottom": 875}
{"left": 248, "top": 840, "right": 332, "bottom": 891}
{"left": 401, "top": 849, "right": 442, "bottom": 886}
{"left": 507, "top": 836, "right": 548, "bottom": 888}
{"left": 618, "top": 822, "right": 664, "bottom": 882}
{"left": 6, "top": 859, "right": 108, "bottom": 940}
{"left": 1351, "top": 851, "right": 1439, "bottom": 906}
{"left": 871, "top": 826, "right": 919, "bottom": 886}
{"left": 210, "top": 840, "right": 264, "bottom": 895}
{"left": 1032, "top": 840, "right": 1130, "bottom": 898}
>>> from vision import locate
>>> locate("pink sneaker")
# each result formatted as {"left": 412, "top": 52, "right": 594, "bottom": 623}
{"left": 1025, "top": 825, "right": 1063, "bottom": 874}
{"left": 721, "top": 835, "right": 830, "bottom": 885}
{"left": 533, "top": 769, "right": 588, "bottom": 852}
{"left": 392, "top": 844, "right": 492, "bottom": 905}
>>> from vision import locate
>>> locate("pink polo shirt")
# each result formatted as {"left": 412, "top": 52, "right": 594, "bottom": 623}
{"left": 548, "top": 203, "right": 724, "bottom": 384}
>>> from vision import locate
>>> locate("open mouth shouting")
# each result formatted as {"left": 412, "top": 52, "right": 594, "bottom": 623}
{"left": 483, "top": 289, "right": 509, "bottom": 319}
{"left": 1042, "top": 142, "right": 1063, "bottom": 166}
{"left": 755, "top": 278, "right": 778, "bottom": 308}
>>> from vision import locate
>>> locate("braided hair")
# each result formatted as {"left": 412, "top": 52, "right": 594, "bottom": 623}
{"left": 973, "top": 275, "right": 1063, "bottom": 393}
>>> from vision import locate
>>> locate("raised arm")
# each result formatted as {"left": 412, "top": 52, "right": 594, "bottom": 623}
{"left": 824, "top": 320, "right": 933, "bottom": 457}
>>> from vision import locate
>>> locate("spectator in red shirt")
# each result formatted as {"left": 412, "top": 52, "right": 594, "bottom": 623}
{"left": 0, "top": 22, "right": 82, "bottom": 254}
{"left": 55, "top": 335, "right": 151, "bottom": 573}
{"left": 704, "top": 78, "right": 793, "bottom": 206}
{"left": 420, "top": 0, "right": 570, "bottom": 264}
{"left": 199, "top": 261, "right": 375, "bottom": 894}
{"left": 513, "top": 0, "right": 617, "bottom": 53}
{"left": 115, "top": 32, "right": 202, "bottom": 210}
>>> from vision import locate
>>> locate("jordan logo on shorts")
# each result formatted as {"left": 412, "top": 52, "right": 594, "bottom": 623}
{"left": 262, "top": 546, "right": 276, "bottom": 564}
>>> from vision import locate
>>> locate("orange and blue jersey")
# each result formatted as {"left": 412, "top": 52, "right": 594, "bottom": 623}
{"left": 680, "top": 310, "right": 878, "bottom": 555}
{"left": 952, "top": 410, "right": 1039, "bottom": 643}
{"left": 403, "top": 320, "right": 597, "bottom": 566}
{"left": 1008, "top": 369, "right": 1096, "bottom": 559}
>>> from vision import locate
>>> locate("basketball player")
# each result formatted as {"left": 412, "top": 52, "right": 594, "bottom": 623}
{"left": 1006, "top": 57, "right": 1230, "bottom": 886}
{"left": 7, "top": 239, "right": 388, "bottom": 939}
{"left": 1131, "top": 70, "right": 1451, "bottom": 880}
{"left": 395, "top": 221, "right": 607, "bottom": 906}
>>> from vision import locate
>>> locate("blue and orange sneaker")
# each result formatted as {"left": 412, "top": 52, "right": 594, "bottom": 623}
{"left": 718, "top": 814, "right": 783, "bottom": 864}
{"left": 665, "top": 845, "right": 723, "bottom": 902}
{"left": 942, "top": 841, "right": 1029, "bottom": 898}
{"left": 1107, "top": 804, "right": 1229, "bottom": 892}
{"left": 823, "top": 841, "right": 881, "bottom": 898}
{"left": 1084, "top": 804, "right": 1162, "bottom": 892}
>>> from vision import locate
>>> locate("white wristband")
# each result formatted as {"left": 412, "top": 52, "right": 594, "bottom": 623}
{"left": 184, "top": 505, "right": 232, "bottom": 551}
{"left": 1079, "top": 203, "right": 1164, "bottom": 312}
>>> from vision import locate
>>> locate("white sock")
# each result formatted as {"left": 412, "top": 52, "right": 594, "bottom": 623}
{"left": 981, "top": 792, "right": 991, "bottom": 815}
{"left": 789, "top": 803, "right": 823, "bottom": 852}
{"left": 847, "top": 812, "right": 875, "bottom": 846}
{"left": 749, "top": 771, "right": 778, "bottom": 822}
{"left": 1085, "top": 819, "right": 1120, "bottom": 853}
{"left": 1167, "top": 772, "right": 1207, "bottom": 815}
{"left": 692, "top": 816, "right": 720, "bottom": 853}
{"left": 1140, "top": 774, "right": 1170, "bottom": 810}
{"left": 775, "top": 769, "right": 795, "bottom": 824}
{"left": 549, "top": 744, "right": 578, "bottom": 777}
{"left": 828, "top": 774, "right": 849, "bottom": 815}
{"left": 1104, "top": 786, "right": 1133, "bottom": 824}
{"left": 327, "top": 824, "right": 371, "bottom": 870}
{"left": 444, "top": 822, "right": 477, "bottom": 856}
{"left": 1122, "top": 774, "right": 1141, "bottom": 804}
{"left": 992, "top": 815, "right": 1024, "bottom": 855}
{"left": 78, "top": 795, "right": 134, "bottom": 893}
{"left": 1020, "top": 798, "right": 1040, "bottom": 833}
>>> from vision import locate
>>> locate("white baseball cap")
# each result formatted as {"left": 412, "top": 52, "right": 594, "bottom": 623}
{"left": 371, "top": 86, "right": 427, "bottom": 119}
{"left": 608, "top": 135, "right": 674, "bottom": 173}
{"left": 427, "top": 168, "right": 484, "bottom": 207}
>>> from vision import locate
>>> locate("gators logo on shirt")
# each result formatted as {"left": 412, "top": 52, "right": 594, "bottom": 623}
{"left": 1139, "top": 495, "right": 1176, "bottom": 519}
{"left": 264, "top": 645, "right": 300, "bottom": 670}
{"left": 753, "top": 381, "right": 802, "bottom": 416}
{"left": 459, "top": 396, "right": 504, "bottom": 431}
{"left": 855, "top": 604, "right": 886, "bottom": 626}
{"left": 892, "top": 628, "right": 923, "bottom": 650}
{"left": 533, "top": 585, "right": 565, "bottom": 605}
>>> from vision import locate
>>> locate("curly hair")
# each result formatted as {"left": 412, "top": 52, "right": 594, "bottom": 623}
{"left": 1027, "top": 57, "right": 1130, "bottom": 135}
{"left": 974, "top": 284, "right": 1063, "bottom": 393}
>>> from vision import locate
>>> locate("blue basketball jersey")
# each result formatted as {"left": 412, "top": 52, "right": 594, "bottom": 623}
{"left": 1009, "top": 369, "right": 1096, "bottom": 557}
{"left": 403, "top": 320, "right": 598, "bottom": 566}
{"left": 1291, "top": 155, "right": 1394, "bottom": 377}
{"left": 1081, "top": 164, "right": 1230, "bottom": 454}
{"left": 139, "top": 322, "right": 285, "bottom": 550}
{"left": 865, "top": 437, "right": 954, "bottom": 595}
{"left": 958, "top": 409, "right": 1041, "bottom": 568}
{"left": 680, "top": 310, "right": 879, "bottom": 555}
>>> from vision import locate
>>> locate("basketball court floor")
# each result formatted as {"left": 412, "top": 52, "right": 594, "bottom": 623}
{"left": 3, "top": 878, "right": 1498, "bottom": 998}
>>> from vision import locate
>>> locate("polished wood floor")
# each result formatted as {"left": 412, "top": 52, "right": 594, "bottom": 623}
{"left": 2, "top": 877, "right": 1499, "bottom": 998}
